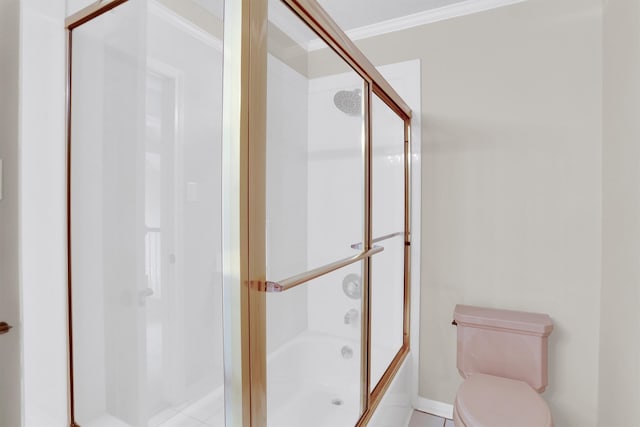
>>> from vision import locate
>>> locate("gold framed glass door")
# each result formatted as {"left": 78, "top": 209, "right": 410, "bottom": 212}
{"left": 230, "top": 0, "right": 413, "bottom": 426}
{"left": 66, "top": 1, "right": 225, "bottom": 426}
{"left": 65, "top": 0, "right": 412, "bottom": 426}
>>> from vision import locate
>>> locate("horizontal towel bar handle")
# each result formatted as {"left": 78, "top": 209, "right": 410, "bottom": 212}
{"left": 259, "top": 245, "right": 384, "bottom": 293}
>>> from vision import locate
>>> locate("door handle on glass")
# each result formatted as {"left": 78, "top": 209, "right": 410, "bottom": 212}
{"left": 0, "top": 322, "right": 13, "bottom": 335}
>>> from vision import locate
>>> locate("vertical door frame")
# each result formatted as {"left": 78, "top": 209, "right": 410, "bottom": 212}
{"left": 65, "top": 17, "right": 78, "bottom": 427}
{"left": 222, "top": 0, "right": 267, "bottom": 425}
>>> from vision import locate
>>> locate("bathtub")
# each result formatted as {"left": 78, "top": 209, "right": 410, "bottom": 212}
{"left": 267, "top": 331, "right": 363, "bottom": 427}
{"left": 84, "top": 330, "right": 409, "bottom": 427}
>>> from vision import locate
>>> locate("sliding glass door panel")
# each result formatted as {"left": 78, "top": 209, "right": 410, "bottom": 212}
{"left": 266, "top": 0, "right": 364, "bottom": 285}
{"left": 265, "top": 2, "right": 368, "bottom": 425}
{"left": 370, "top": 93, "right": 407, "bottom": 391}
{"left": 70, "top": 3, "right": 147, "bottom": 424}
{"left": 69, "top": 1, "right": 224, "bottom": 425}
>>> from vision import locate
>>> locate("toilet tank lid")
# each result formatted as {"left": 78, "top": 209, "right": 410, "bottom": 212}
{"left": 454, "top": 305, "right": 553, "bottom": 336}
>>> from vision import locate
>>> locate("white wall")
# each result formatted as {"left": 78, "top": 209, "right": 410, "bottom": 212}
{"left": 306, "top": 70, "right": 365, "bottom": 344}
{"left": 0, "top": 1, "right": 23, "bottom": 426}
{"left": 600, "top": 1, "right": 640, "bottom": 426}
{"left": 307, "top": 0, "right": 603, "bottom": 425}
{"left": 66, "top": 0, "right": 94, "bottom": 16}
{"left": 19, "top": 0, "right": 69, "bottom": 425}
{"left": 266, "top": 54, "right": 309, "bottom": 353}
{"left": 147, "top": 3, "right": 225, "bottom": 399}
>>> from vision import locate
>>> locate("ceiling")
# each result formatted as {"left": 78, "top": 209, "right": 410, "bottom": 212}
{"left": 191, "top": 0, "right": 522, "bottom": 48}
{"left": 192, "top": 0, "right": 224, "bottom": 19}
{"left": 316, "top": 0, "right": 468, "bottom": 31}
{"left": 194, "top": 0, "right": 472, "bottom": 30}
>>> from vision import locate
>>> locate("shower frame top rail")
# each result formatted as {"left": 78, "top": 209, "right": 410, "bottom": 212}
{"left": 261, "top": 245, "right": 384, "bottom": 292}
{"left": 65, "top": 0, "right": 129, "bottom": 29}
{"left": 282, "top": 0, "right": 411, "bottom": 120}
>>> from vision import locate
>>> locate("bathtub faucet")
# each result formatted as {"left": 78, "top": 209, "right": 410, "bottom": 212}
{"left": 344, "top": 308, "right": 359, "bottom": 325}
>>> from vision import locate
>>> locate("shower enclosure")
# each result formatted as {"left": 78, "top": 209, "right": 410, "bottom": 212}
{"left": 66, "top": 0, "right": 413, "bottom": 426}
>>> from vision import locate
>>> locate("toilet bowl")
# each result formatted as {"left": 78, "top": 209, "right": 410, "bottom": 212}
{"left": 453, "top": 305, "right": 554, "bottom": 427}
{"left": 453, "top": 374, "right": 553, "bottom": 427}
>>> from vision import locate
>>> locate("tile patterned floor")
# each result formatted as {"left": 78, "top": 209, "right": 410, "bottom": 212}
{"left": 408, "top": 410, "right": 454, "bottom": 427}
{"left": 148, "top": 389, "right": 224, "bottom": 427}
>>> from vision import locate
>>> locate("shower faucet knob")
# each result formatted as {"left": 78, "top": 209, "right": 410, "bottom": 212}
{"left": 344, "top": 308, "right": 359, "bottom": 325}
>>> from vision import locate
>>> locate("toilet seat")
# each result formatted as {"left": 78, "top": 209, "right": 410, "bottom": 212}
{"left": 454, "top": 373, "right": 553, "bottom": 427}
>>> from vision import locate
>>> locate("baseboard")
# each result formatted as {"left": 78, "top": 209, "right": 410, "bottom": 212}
{"left": 414, "top": 396, "right": 454, "bottom": 420}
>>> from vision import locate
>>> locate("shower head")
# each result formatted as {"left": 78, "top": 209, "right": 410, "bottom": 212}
{"left": 333, "top": 89, "right": 361, "bottom": 116}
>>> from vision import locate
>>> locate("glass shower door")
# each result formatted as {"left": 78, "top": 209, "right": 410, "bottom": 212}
{"left": 67, "top": 0, "right": 413, "bottom": 426}
{"left": 370, "top": 93, "right": 408, "bottom": 392}
{"left": 265, "top": 3, "right": 367, "bottom": 425}
{"left": 260, "top": 1, "right": 412, "bottom": 426}
{"left": 67, "top": 1, "right": 225, "bottom": 425}
{"left": 70, "top": 4, "right": 147, "bottom": 424}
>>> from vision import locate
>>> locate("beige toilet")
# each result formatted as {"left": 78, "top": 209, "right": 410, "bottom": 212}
{"left": 452, "top": 304, "right": 554, "bottom": 427}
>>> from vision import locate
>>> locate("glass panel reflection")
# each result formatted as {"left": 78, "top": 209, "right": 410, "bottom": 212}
{"left": 370, "top": 93, "right": 406, "bottom": 391}
{"left": 266, "top": 2, "right": 365, "bottom": 426}
{"left": 70, "top": 1, "right": 224, "bottom": 426}
{"left": 266, "top": 0, "right": 364, "bottom": 283}
{"left": 266, "top": 264, "right": 363, "bottom": 427}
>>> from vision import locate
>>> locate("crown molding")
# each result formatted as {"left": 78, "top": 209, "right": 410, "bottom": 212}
{"left": 307, "top": 0, "right": 526, "bottom": 51}
{"left": 149, "top": 0, "right": 223, "bottom": 52}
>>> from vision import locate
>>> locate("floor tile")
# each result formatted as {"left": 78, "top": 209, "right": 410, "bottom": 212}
{"left": 203, "top": 410, "right": 225, "bottom": 427}
{"left": 408, "top": 410, "right": 446, "bottom": 427}
{"left": 182, "top": 393, "right": 224, "bottom": 423}
{"left": 83, "top": 415, "right": 130, "bottom": 427}
{"left": 444, "top": 419, "right": 455, "bottom": 427}
{"left": 149, "top": 408, "right": 180, "bottom": 427}
{"left": 160, "top": 413, "right": 202, "bottom": 427}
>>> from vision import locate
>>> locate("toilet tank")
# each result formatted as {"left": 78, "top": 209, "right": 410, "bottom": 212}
{"left": 454, "top": 305, "right": 554, "bottom": 392}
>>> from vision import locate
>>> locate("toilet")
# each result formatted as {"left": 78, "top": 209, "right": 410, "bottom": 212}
{"left": 452, "top": 304, "right": 554, "bottom": 427}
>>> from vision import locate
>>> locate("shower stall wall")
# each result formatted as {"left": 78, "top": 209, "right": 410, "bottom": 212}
{"left": 66, "top": 1, "right": 415, "bottom": 426}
